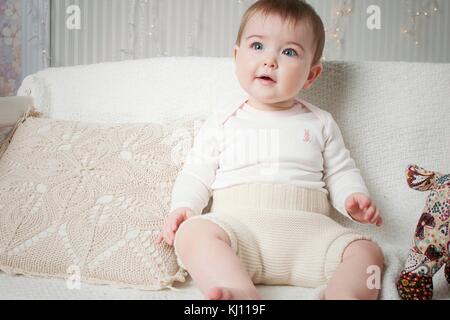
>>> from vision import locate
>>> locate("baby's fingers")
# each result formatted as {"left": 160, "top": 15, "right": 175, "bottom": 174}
{"left": 154, "top": 233, "right": 163, "bottom": 245}
{"left": 364, "top": 206, "right": 376, "bottom": 222}
{"left": 155, "top": 230, "right": 171, "bottom": 245}
{"left": 369, "top": 208, "right": 378, "bottom": 223}
{"left": 346, "top": 197, "right": 358, "bottom": 212}
{"left": 172, "top": 215, "right": 184, "bottom": 231}
{"left": 164, "top": 225, "right": 176, "bottom": 246}
{"left": 377, "top": 216, "right": 383, "bottom": 227}
{"left": 172, "top": 220, "right": 178, "bottom": 232}
{"left": 371, "top": 209, "right": 383, "bottom": 226}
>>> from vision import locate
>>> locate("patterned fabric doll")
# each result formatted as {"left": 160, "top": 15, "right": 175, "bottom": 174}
{"left": 397, "top": 165, "right": 450, "bottom": 300}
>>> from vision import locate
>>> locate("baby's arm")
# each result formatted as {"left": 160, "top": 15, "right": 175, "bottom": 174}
{"left": 170, "top": 111, "right": 221, "bottom": 216}
{"left": 157, "top": 112, "right": 220, "bottom": 246}
{"left": 322, "top": 113, "right": 377, "bottom": 223}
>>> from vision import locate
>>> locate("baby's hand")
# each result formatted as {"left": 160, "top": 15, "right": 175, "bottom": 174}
{"left": 345, "top": 193, "right": 383, "bottom": 227}
{"left": 155, "top": 207, "right": 195, "bottom": 246}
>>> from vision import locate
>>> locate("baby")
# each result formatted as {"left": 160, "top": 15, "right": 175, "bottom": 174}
{"left": 156, "top": 0, "right": 384, "bottom": 300}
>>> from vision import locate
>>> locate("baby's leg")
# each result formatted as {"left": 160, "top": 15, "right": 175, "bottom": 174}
{"left": 325, "top": 240, "right": 384, "bottom": 300}
{"left": 174, "top": 218, "right": 261, "bottom": 300}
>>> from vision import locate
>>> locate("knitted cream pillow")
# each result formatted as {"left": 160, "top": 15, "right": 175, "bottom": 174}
{"left": 0, "top": 107, "right": 43, "bottom": 159}
{"left": 0, "top": 125, "right": 13, "bottom": 145}
{"left": 0, "top": 125, "right": 13, "bottom": 157}
{"left": 0, "top": 115, "right": 199, "bottom": 290}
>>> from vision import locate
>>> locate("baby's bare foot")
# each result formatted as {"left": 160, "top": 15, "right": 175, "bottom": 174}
{"left": 207, "top": 287, "right": 260, "bottom": 300}
{"left": 207, "top": 287, "right": 233, "bottom": 300}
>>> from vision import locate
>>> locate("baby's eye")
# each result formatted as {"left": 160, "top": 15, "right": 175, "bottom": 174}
{"left": 250, "top": 42, "right": 264, "bottom": 51}
{"left": 282, "top": 48, "right": 298, "bottom": 57}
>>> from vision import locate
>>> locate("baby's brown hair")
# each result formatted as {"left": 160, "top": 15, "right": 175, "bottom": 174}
{"left": 235, "top": 0, "right": 325, "bottom": 66}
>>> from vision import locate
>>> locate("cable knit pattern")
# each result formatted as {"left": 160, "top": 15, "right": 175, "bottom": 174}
{"left": 175, "top": 183, "right": 369, "bottom": 287}
{"left": 0, "top": 116, "right": 201, "bottom": 290}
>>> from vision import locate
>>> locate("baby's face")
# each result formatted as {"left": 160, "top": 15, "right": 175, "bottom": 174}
{"left": 234, "top": 12, "right": 322, "bottom": 110}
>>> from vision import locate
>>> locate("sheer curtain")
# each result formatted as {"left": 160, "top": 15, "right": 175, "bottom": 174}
{"left": 21, "top": 0, "right": 50, "bottom": 80}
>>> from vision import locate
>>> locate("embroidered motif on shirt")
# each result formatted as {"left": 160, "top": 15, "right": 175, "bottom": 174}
{"left": 303, "top": 129, "right": 312, "bottom": 143}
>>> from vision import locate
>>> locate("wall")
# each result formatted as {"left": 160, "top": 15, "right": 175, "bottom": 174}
{"left": 50, "top": 0, "right": 450, "bottom": 67}
{"left": 0, "top": 0, "right": 21, "bottom": 96}
{"left": 0, "top": 0, "right": 50, "bottom": 97}
{"left": 51, "top": 0, "right": 131, "bottom": 66}
{"left": 1, "top": 0, "right": 448, "bottom": 96}
{"left": 21, "top": 0, "right": 51, "bottom": 81}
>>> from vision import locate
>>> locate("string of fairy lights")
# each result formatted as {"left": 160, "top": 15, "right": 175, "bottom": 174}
{"left": 25, "top": 0, "right": 51, "bottom": 68}
{"left": 129, "top": 0, "right": 441, "bottom": 62}
{"left": 325, "top": 0, "right": 354, "bottom": 50}
{"left": 130, "top": 0, "right": 356, "bottom": 59}
{"left": 22, "top": 0, "right": 443, "bottom": 65}
{"left": 126, "top": 0, "right": 208, "bottom": 58}
{"left": 401, "top": 0, "right": 440, "bottom": 46}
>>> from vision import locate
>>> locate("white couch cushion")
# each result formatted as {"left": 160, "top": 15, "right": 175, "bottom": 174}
{"left": 18, "top": 57, "right": 245, "bottom": 124}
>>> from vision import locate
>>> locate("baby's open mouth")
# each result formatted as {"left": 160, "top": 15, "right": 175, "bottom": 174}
{"left": 256, "top": 76, "right": 277, "bottom": 84}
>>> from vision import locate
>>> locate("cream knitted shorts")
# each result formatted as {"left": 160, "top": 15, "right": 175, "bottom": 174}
{"left": 175, "top": 183, "right": 371, "bottom": 288}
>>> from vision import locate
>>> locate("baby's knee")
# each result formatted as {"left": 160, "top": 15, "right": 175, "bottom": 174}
{"left": 174, "top": 218, "right": 230, "bottom": 254}
{"left": 345, "top": 240, "right": 384, "bottom": 267}
{"left": 173, "top": 218, "right": 201, "bottom": 252}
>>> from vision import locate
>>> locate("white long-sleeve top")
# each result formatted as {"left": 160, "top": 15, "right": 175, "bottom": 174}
{"left": 170, "top": 96, "right": 370, "bottom": 221}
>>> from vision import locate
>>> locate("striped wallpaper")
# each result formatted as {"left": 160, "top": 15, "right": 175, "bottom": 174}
{"left": 51, "top": 0, "right": 133, "bottom": 66}
{"left": 51, "top": 0, "right": 450, "bottom": 67}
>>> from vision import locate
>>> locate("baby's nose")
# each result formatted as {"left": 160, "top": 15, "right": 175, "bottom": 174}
{"left": 264, "top": 60, "right": 277, "bottom": 68}
{"left": 263, "top": 56, "right": 277, "bottom": 69}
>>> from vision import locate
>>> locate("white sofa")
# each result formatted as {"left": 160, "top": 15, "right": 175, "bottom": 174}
{"left": 1, "top": 57, "right": 449, "bottom": 300}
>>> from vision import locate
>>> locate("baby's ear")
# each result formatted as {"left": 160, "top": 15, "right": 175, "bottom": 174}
{"left": 302, "top": 63, "right": 323, "bottom": 91}
{"left": 233, "top": 45, "right": 239, "bottom": 61}
{"left": 406, "top": 164, "right": 441, "bottom": 191}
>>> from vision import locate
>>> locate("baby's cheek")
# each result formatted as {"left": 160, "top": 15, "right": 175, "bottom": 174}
{"left": 281, "top": 76, "right": 300, "bottom": 93}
